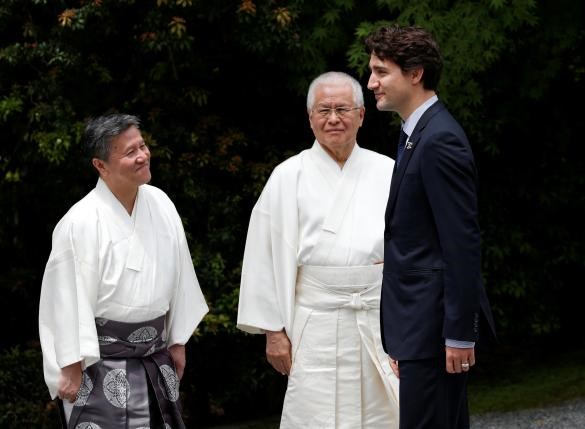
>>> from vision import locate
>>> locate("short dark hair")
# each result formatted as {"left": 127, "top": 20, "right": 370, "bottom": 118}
{"left": 83, "top": 113, "right": 140, "bottom": 161}
{"left": 365, "top": 25, "right": 443, "bottom": 91}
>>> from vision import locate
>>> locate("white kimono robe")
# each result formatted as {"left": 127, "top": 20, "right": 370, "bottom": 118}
{"left": 39, "top": 178, "right": 208, "bottom": 400}
{"left": 238, "top": 142, "right": 399, "bottom": 428}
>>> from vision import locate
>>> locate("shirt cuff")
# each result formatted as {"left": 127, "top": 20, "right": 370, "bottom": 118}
{"left": 445, "top": 339, "right": 475, "bottom": 348}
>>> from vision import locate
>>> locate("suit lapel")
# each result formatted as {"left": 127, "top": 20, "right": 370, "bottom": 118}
{"left": 385, "top": 100, "right": 446, "bottom": 225}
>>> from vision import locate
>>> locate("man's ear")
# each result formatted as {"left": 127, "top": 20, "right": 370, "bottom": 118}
{"left": 410, "top": 67, "right": 424, "bottom": 85}
{"left": 308, "top": 110, "right": 316, "bottom": 131}
{"left": 92, "top": 158, "right": 107, "bottom": 176}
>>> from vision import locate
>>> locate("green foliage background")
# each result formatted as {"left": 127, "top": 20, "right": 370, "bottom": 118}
{"left": 0, "top": 0, "right": 584, "bottom": 426}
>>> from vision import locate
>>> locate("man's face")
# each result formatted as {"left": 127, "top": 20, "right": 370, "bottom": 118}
{"left": 96, "top": 125, "right": 151, "bottom": 189}
{"left": 367, "top": 54, "right": 413, "bottom": 118}
{"left": 308, "top": 83, "right": 364, "bottom": 156}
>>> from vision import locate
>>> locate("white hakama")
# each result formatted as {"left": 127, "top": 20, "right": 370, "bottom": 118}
{"left": 283, "top": 265, "right": 398, "bottom": 428}
{"left": 238, "top": 142, "right": 399, "bottom": 428}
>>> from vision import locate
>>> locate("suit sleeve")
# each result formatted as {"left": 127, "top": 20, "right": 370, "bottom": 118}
{"left": 420, "top": 132, "right": 482, "bottom": 342}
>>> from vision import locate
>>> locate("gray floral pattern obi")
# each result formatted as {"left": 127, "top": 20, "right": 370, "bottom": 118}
{"left": 67, "top": 315, "right": 185, "bottom": 429}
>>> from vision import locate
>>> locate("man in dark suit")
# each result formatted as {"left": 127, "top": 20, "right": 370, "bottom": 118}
{"left": 365, "top": 25, "right": 496, "bottom": 429}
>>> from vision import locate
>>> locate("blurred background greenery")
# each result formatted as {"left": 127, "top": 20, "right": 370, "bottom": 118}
{"left": 1, "top": 0, "right": 584, "bottom": 427}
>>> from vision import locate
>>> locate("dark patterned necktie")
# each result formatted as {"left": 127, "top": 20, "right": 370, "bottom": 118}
{"left": 396, "top": 129, "right": 408, "bottom": 167}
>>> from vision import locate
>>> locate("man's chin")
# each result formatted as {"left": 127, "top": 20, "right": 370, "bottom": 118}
{"left": 376, "top": 101, "right": 393, "bottom": 112}
{"left": 139, "top": 171, "right": 152, "bottom": 185}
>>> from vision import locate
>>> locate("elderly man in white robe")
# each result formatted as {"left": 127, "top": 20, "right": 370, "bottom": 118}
{"left": 237, "top": 72, "right": 399, "bottom": 428}
{"left": 38, "top": 114, "right": 208, "bottom": 429}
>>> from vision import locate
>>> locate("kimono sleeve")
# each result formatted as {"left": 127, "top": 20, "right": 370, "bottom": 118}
{"left": 165, "top": 213, "right": 209, "bottom": 346}
{"left": 237, "top": 184, "right": 289, "bottom": 334}
{"left": 38, "top": 216, "right": 101, "bottom": 399}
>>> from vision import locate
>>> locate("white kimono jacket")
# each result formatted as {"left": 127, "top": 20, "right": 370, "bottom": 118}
{"left": 237, "top": 141, "right": 393, "bottom": 335}
{"left": 238, "top": 142, "right": 398, "bottom": 428}
{"left": 39, "top": 178, "right": 208, "bottom": 399}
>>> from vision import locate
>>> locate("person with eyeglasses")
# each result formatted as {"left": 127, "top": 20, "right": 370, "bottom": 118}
{"left": 237, "top": 71, "right": 399, "bottom": 428}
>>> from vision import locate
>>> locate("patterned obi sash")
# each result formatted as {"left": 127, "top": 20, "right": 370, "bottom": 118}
{"left": 67, "top": 315, "right": 185, "bottom": 429}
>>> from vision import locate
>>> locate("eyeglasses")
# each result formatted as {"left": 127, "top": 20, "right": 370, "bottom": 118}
{"left": 313, "top": 106, "right": 361, "bottom": 118}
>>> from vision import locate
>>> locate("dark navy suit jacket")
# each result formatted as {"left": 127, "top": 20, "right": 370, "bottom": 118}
{"left": 381, "top": 100, "right": 496, "bottom": 361}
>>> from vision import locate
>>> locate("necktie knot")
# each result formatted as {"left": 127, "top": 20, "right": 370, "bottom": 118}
{"left": 396, "top": 129, "right": 408, "bottom": 167}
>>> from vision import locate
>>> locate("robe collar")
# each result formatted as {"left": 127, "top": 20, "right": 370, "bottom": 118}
{"left": 94, "top": 178, "right": 147, "bottom": 271}
{"left": 94, "top": 178, "right": 143, "bottom": 233}
{"left": 311, "top": 140, "right": 361, "bottom": 188}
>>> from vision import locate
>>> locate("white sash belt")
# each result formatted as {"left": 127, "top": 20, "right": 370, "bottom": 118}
{"left": 296, "top": 264, "right": 382, "bottom": 311}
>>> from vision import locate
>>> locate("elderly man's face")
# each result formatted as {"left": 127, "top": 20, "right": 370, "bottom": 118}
{"left": 309, "top": 83, "right": 364, "bottom": 158}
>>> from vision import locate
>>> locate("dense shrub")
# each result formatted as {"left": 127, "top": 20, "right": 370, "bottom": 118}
{"left": 0, "top": 0, "right": 583, "bottom": 425}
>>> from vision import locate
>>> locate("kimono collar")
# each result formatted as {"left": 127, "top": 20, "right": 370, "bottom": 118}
{"left": 95, "top": 178, "right": 142, "bottom": 230}
{"left": 311, "top": 140, "right": 361, "bottom": 173}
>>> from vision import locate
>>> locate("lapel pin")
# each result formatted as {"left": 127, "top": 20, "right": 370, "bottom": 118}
{"left": 406, "top": 141, "right": 413, "bottom": 150}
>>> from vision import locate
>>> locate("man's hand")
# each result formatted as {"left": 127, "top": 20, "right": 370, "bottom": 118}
{"left": 265, "top": 330, "right": 292, "bottom": 375}
{"left": 445, "top": 346, "right": 475, "bottom": 374}
{"left": 389, "top": 357, "right": 399, "bottom": 378}
{"left": 169, "top": 344, "right": 186, "bottom": 380}
{"left": 57, "top": 361, "right": 82, "bottom": 403}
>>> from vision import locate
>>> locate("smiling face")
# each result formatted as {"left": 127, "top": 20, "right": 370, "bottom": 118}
{"left": 308, "top": 82, "right": 364, "bottom": 161}
{"left": 92, "top": 125, "right": 151, "bottom": 193}
{"left": 367, "top": 54, "right": 417, "bottom": 120}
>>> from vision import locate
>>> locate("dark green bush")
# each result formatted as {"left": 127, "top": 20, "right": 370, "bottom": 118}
{"left": 0, "top": 0, "right": 584, "bottom": 426}
{"left": 0, "top": 345, "right": 60, "bottom": 429}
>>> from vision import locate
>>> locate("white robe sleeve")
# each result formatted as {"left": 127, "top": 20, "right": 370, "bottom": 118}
{"left": 165, "top": 211, "right": 209, "bottom": 346}
{"left": 237, "top": 204, "right": 284, "bottom": 334}
{"left": 237, "top": 160, "right": 300, "bottom": 335}
{"left": 38, "top": 217, "right": 101, "bottom": 399}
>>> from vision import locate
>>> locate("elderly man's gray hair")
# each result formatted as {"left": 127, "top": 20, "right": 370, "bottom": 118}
{"left": 84, "top": 113, "right": 141, "bottom": 161}
{"left": 306, "top": 72, "right": 364, "bottom": 112}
